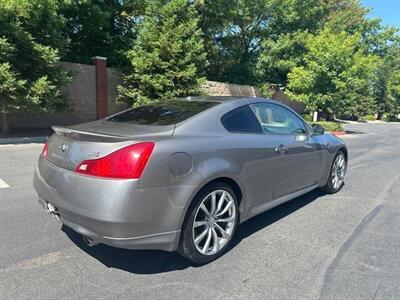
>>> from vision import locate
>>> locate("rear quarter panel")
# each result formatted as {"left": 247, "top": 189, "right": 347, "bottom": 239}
{"left": 139, "top": 133, "right": 273, "bottom": 229}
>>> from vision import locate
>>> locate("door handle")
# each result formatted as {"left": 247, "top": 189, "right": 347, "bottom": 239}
{"left": 275, "top": 145, "right": 289, "bottom": 154}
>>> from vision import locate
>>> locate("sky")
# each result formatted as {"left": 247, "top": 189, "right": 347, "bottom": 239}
{"left": 362, "top": 0, "right": 400, "bottom": 28}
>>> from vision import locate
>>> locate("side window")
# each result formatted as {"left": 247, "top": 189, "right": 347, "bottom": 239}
{"left": 250, "top": 103, "right": 306, "bottom": 135}
{"left": 222, "top": 105, "right": 263, "bottom": 133}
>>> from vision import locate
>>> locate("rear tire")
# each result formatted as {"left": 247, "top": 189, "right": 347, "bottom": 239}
{"left": 178, "top": 182, "right": 239, "bottom": 264}
{"left": 322, "top": 151, "right": 347, "bottom": 194}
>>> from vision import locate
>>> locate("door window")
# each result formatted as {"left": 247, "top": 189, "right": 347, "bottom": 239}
{"left": 250, "top": 103, "right": 307, "bottom": 135}
{"left": 221, "top": 105, "right": 263, "bottom": 133}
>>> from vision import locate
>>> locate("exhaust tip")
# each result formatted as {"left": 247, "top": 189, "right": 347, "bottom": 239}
{"left": 82, "top": 235, "right": 99, "bottom": 247}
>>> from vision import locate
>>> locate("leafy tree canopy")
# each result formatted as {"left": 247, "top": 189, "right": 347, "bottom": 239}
{"left": 117, "top": 0, "right": 207, "bottom": 106}
{"left": 286, "top": 29, "right": 379, "bottom": 118}
{"left": 59, "top": 0, "right": 146, "bottom": 68}
{"left": 0, "top": 0, "right": 70, "bottom": 133}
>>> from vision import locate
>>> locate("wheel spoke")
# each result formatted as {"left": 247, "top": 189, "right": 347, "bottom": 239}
{"left": 211, "top": 227, "right": 219, "bottom": 252}
{"left": 194, "top": 227, "right": 208, "bottom": 244}
{"left": 339, "top": 156, "right": 345, "bottom": 168}
{"left": 332, "top": 166, "right": 336, "bottom": 176}
{"left": 194, "top": 221, "right": 207, "bottom": 228}
{"left": 215, "top": 191, "right": 226, "bottom": 215}
{"left": 200, "top": 203, "right": 211, "bottom": 217}
{"left": 210, "top": 193, "right": 216, "bottom": 215}
{"left": 201, "top": 228, "right": 212, "bottom": 254}
{"left": 332, "top": 174, "right": 337, "bottom": 187}
{"left": 333, "top": 175, "right": 340, "bottom": 188}
{"left": 215, "top": 200, "right": 233, "bottom": 217}
{"left": 214, "top": 223, "right": 231, "bottom": 240}
{"left": 216, "top": 216, "right": 235, "bottom": 223}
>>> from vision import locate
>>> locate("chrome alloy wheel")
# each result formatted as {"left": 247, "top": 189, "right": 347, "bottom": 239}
{"left": 332, "top": 153, "right": 346, "bottom": 189}
{"left": 192, "top": 190, "right": 237, "bottom": 256}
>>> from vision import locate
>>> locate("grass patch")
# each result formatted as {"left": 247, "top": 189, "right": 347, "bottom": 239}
{"left": 310, "top": 121, "right": 343, "bottom": 132}
{"left": 361, "top": 114, "right": 376, "bottom": 121}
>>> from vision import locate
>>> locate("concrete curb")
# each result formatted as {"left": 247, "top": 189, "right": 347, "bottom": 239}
{"left": 0, "top": 136, "right": 48, "bottom": 145}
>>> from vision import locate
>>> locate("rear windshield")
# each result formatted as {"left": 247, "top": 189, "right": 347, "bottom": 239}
{"left": 107, "top": 101, "right": 219, "bottom": 126}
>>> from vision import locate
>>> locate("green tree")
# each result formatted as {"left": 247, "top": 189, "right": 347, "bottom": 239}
{"left": 387, "top": 68, "right": 400, "bottom": 119}
{"left": 363, "top": 24, "right": 400, "bottom": 119}
{"left": 256, "top": 0, "right": 328, "bottom": 86}
{"left": 380, "top": 45, "right": 400, "bottom": 119}
{"left": 59, "top": 0, "right": 145, "bottom": 68}
{"left": 256, "top": 0, "right": 371, "bottom": 87}
{"left": 323, "top": 0, "right": 369, "bottom": 34}
{"left": 196, "top": 0, "right": 272, "bottom": 84}
{"left": 0, "top": 0, "right": 70, "bottom": 134}
{"left": 118, "top": 0, "right": 207, "bottom": 106}
{"left": 257, "top": 30, "right": 312, "bottom": 86}
{"left": 286, "top": 29, "right": 378, "bottom": 119}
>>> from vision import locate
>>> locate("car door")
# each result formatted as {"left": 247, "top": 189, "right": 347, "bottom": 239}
{"left": 221, "top": 104, "right": 274, "bottom": 209}
{"left": 250, "top": 102, "right": 322, "bottom": 199}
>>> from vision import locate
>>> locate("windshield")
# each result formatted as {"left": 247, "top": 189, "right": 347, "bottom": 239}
{"left": 107, "top": 101, "right": 219, "bottom": 126}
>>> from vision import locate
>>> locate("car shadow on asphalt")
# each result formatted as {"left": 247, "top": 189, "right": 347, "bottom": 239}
{"left": 63, "top": 189, "right": 325, "bottom": 274}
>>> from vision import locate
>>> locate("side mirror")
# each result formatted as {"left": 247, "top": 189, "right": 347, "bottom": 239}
{"left": 312, "top": 124, "right": 325, "bottom": 135}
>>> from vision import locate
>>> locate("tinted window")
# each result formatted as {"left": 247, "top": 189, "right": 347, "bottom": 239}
{"left": 107, "top": 101, "right": 218, "bottom": 126}
{"left": 250, "top": 103, "right": 306, "bottom": 135}
{"left": 222, "top": 105, "right": 263, "bottom": 133}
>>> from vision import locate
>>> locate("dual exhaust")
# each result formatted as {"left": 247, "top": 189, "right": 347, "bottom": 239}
{"left": 82, "top": 235, "right": 99, "bottom": 247}
{"left": 43, "top": 199, "right": 99, "bottom": 247}
{"left": 45, "top": 201, "right": 60, "bottom": 221}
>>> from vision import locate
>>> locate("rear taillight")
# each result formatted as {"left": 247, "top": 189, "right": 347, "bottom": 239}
{"left": 42, "top": 142, "right": 49, "bottom": 158}
{"left": 75, "top": 142, "right": 155, "bottom": 179}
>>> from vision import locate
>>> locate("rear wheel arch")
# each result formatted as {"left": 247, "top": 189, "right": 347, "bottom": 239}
{"left": 180, "top": 177, "right": 243, "bottom": 230}
{"left": 177, "top": 177, "right": 242, "bottom": 263}
{"left": 205, "top": 177, "right": 243, "bottom": 207}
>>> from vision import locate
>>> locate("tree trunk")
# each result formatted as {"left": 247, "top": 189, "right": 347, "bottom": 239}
{"left": 1, "top": 98, "right": 10, "bottom": 135}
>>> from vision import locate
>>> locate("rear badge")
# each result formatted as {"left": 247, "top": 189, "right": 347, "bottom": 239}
{"left": 87, "top": 151, "right": 100, "bottom": 158}
{"left": 59, "top": 143, "right": 68, "bottom": 152}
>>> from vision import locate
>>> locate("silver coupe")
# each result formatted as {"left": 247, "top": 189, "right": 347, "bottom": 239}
{"left": 34, "top": 97, "right": 347, "bottom": 264}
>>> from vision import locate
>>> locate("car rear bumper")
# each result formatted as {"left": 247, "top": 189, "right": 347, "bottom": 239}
{"left": 33, "top": 157, "right": 182, "bottom": 251}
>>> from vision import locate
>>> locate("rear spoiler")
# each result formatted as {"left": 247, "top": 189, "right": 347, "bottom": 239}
{"left": 51, "top": 126, "right": 130, "bottom": 140}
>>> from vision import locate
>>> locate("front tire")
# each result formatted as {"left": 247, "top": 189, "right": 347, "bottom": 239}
{"left": 322, "top": 151, "right": 347, "bottom": 194}
{"left": 178, "top": 182, "right": 239, "bottom": 264}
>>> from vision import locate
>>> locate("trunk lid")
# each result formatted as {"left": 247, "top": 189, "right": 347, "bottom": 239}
{"left": 46, "top": 120, "right": 174, "bottom": 171}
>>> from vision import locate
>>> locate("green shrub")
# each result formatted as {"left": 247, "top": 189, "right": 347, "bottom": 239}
{"left": 310, "top": 121, "right": 343, "bottom": 132}
{"left": 302, "top": 114, "right": 312, "bottom": 122}
{"left": 384, "top": 115, "right": 399, "bottom": 122}
{"left": 360, "top": 114, "right": 376, "bottom": 122}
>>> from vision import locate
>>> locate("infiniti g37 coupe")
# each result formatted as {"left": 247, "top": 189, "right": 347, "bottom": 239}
{"left": 34, "top": 96, "right": 347, "bottom": 264}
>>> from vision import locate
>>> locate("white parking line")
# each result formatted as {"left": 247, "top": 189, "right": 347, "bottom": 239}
{"left": 0, "top": 178, "right": 10, "bottom": 188}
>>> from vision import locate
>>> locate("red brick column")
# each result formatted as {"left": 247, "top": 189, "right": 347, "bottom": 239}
{"left": 92, "top": 56, "right": 108, "bottom": 119}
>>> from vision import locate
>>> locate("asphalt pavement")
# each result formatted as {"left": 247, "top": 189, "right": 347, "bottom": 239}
{"left": 0, "top": 123, "right": 399, "bottom": 299}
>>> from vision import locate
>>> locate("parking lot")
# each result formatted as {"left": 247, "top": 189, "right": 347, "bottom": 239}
{"left": 1, "top": 123, "right": 400, "bottom": 299}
